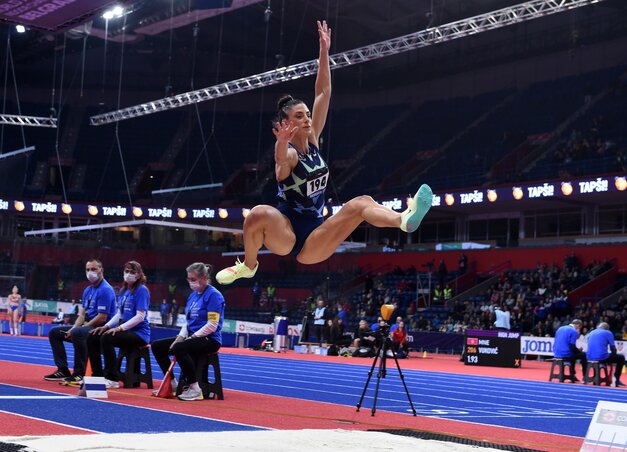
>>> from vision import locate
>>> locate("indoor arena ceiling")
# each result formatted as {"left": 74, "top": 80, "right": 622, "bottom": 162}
{"left": 1, "top": 0, "right": 627, "bottom": 96}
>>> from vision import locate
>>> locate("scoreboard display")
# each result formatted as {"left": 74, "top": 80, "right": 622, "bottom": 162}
{"left": 464, "top": 329, "right": 521, "bottom": 368}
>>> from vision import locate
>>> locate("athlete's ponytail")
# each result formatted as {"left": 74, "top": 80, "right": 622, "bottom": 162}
{"left": 273, "top": 94, "right": 305, "bottom": 127}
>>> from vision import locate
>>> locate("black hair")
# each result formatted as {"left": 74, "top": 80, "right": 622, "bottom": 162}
{"left": 272, "top": 94, "right": 305, "bottom": 128}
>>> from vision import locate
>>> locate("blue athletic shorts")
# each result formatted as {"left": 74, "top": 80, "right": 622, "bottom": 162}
{"left": 276, "top": 205, "right": 324, "bottom": 257}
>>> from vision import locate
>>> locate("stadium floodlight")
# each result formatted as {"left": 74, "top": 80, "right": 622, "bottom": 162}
{"left": 102, "top": 5, "right": 124, "bottom": 20}
{"left": 15, "top": 25, "right": 26, "bottom": 33}
{"left": 0, "top": 114, "right": 57, "bottom": 128}
{"left": 90, "top": 0, "right": 606, "bottom": 126}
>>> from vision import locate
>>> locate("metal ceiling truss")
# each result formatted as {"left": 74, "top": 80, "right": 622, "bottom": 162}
{"left": 151, "top": 182, "right": 223, "bottom": 195}
{"left": 0, "top": 114, "right": 57, "bottom": 128}
{"left": 90, "top": 0, "right": 605, "bottom": 126}
{"left": 0, "top": 146, "right": 35, "bottom": 160}
{"left": 23, "top": 219, "right": 243, "bottom": 236}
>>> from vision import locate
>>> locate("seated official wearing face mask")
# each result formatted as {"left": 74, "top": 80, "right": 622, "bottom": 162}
{"left": 150, "top": 262, "right": 225, "bottom": 401}
{"left": 43, "top": 259, "right": 117, "bottom": 385}
{"left": 88, "top": 260, "right": 151, "bottom": 389}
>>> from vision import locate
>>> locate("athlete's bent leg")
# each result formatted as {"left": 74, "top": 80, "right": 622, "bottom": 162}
{"left": 297, "top": 185, "right": 432, "bottom": 264}
{"left": 216, "top": 205, "right": 297, "bottom": 285}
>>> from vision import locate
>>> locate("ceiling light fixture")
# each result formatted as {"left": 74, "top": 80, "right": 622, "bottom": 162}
{"left": 102, "top": 5, "right": 124, "bottom": 20}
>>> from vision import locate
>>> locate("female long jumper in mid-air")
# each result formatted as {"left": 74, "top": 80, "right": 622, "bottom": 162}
{"left": 216, "top": 20, "right": 433, "bottom": 285}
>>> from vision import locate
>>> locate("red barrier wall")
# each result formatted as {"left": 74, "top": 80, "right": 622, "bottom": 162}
{"left": 4, "top": 242, "right": 626, "bottom": 276}
{"left": 353, "top": 245, "right": 627, "bottom": 275}
{"left": 221, "top": 287, "right": 311, "bottom": 308}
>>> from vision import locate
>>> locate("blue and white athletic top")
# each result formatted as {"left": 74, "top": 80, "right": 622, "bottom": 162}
{"left": 276, "top": 142, "right": 329, "bottom": 219}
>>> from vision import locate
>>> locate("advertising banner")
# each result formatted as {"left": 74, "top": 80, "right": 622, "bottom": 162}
{"left": 582, "top": 401, "right": 627, "bottom": 451}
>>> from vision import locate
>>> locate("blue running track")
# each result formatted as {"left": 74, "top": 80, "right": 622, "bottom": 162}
{"left": 1, "top": 336, "right": 624, "bottom": 437}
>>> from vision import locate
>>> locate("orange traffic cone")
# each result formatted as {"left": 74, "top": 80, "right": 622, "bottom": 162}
{"left": 85, "top": 357, "right": 92, "bottom": 377}
{"left": 153, "top": 358, "right": 177, "bottom": 399}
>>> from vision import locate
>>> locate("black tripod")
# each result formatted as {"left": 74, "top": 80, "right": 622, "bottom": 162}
{"left": 356, "top": 329, "right": 417, "bottom": 417}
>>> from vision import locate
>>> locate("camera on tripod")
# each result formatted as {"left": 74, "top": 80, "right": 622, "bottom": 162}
{"left": 356, "top": 303, "right": 417, "bottom": 417}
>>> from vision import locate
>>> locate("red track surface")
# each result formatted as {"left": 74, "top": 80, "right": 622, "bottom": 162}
{"left": 0, "top": 410, "right": 93, "bottom": 436}
{"left": 0, "top": 348, "right": 584, "bottom": 451}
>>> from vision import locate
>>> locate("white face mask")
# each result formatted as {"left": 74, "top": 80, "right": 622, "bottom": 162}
{"left": 86, "top": 271, "right": 99, "bottom": 283}
{"left": 189, "top": 281, "right": 201, "bottom": 291}
{"left": 124, "top": 272, "right": 138, "bottom": 284}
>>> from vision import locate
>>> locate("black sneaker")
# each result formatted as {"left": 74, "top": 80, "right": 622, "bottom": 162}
{"left": 571, "top": 376, "right": 580, "bottom": 383}
{"left": 61, "top": 375, "right": 83, "bottom": 386}
{"left": 43, "top": 370, "right": 71, "bottom": 381}
{"left": 614, "top": 380, "right": 625, "bottom": 387}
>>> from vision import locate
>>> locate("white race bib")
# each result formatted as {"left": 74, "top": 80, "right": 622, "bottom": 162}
{"left": 306, "top": 173, "right": 328, "bottom": 197}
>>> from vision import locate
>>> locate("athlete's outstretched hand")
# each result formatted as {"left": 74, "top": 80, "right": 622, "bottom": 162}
{"left": 273, "top": 120, "right": 298, "bottom": 143}
{"left": 318, "top": 20, "right": 331, "bottom": 52}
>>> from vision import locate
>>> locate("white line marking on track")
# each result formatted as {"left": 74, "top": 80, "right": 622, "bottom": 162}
{"left": 0, "top": 396, "right": 74, "bottom": 399}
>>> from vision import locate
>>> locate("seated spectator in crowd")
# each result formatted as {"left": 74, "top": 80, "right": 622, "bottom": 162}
{"left": 336, "top": 303, "right": 347, "bottom": 324}
{"left": 553, "top": 319, "right": 587, "bottom": 382}
{"left": 88, "top": 260, "right": 151, "bottom": 389}
{"left": 52, "top": 308, "right": 65, "bottom": 324}
{"left": 391, "top": 321, "right": 409, "bottom": 358}
{"left": 328, "top": 318, "right": 352, "bottom": 348}
{"left": 325, "top": 318, "right": 334, "bottom": 342}
{"left": 44, "top": 259, "right": 116, "bottom": 384}
{"left": 371, "top": 316, "right": 384, "bottom": 332}
{"left": 586, "top": 322, "right": 625, "bottom": 387}
{"left": 389, "top": 316, "right": 403, "bottom": 332}
{"left": 151, "top": 262, "right": 225, "bottom": 401}
{"left": 352, "top": 319, "right": 377, "bottom": 350}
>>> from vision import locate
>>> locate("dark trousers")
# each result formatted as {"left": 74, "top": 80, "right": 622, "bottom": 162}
{"left": 314, "top": 324, "right": 325, "bottom": 343}
{"left": 566, "top": 350, "right": 588, "bottom": 377}
{"left": 151, "top": 336, "right": 220, "bottom": 384}
{"left": 331, "top": 336, "right": 352, "bottom": 347}
{"left": 601, "top": 354, "right": 626, "bottom": 379}
{"left": 87, "top": 331, "right": 147, "bottom": 381}
{"left": 170, "top": 310, "right": 179, "bottom": 327}
{"left": 392, "top": 341, "right": 409, "bottom": 355}
{"left": 48, "top": 325, "right": 93, "bottom": 375}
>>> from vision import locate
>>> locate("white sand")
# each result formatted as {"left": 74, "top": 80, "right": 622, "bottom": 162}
{"left": 1, "top": 430, "right": 505, "bottom": 451}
